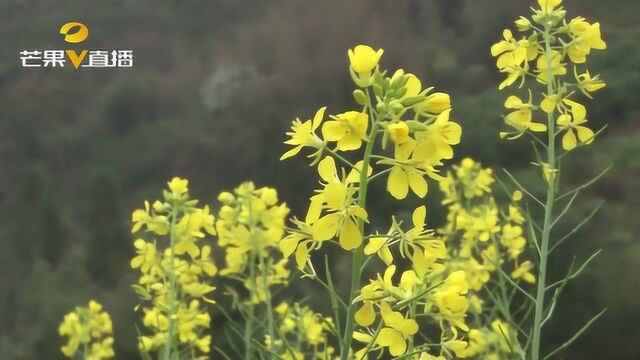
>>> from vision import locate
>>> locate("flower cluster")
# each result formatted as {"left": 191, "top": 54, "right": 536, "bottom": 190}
{"left": 266, "top": 302, "right": 336, "bottom": 359}
{"left": 280, "top": 44, "right": 461, "bottom": 270}
{"left": 58, "top": 300, "right": 114, "bottom": 360}
{"left": 437, "top": 158, "right": 536, "bottom": 357}
{"left": 492, "top": 0, "right": 606, "bottom": 151}
{"left": 279, "top": 45, "right": 463, "bottom": 359}
{"left": 441, "top": 158, "right": 534, "bottom": 293}
{"left": 216, "top": 182, "right": 291, "bottom": 304}
{"left": 130, "top": 177, "right": 217, "bottom": 357}
{"left": 352, "top": 263, "right": 472, "bottom": 359}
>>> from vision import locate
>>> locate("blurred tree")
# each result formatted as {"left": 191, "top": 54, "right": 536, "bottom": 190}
{"left": 85, "top": 173, "right": 128, "bottom": 288}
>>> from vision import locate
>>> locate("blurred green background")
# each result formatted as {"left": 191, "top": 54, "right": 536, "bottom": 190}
{"left": 1, "top": 0, "right": 638, "bottom": 358}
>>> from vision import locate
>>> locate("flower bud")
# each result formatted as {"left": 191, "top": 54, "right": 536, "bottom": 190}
{"left": 353, "top": 89, "right": 367, "bottom": 105}
{"left": 420, "top": 92, "right": 451, "bottom": 114}
{"left": 217, "top": 191, "right": 235, "bottom": 204}
{"left": 260, "top": 188, "right": 278, "bottom": 206}
{"left": 387, "top": 122, "right": 410, "bottom": 145}
{"left": 515, "top": 17, "right": 531, "bottom": 31}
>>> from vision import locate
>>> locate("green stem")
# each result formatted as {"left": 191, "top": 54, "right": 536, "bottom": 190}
{"left": 407, "top": 304, "right": 416, "bottom": 352}
{"left": 245, "top": 251, "right": 256, "bottom": 360}
{"left": 340, "top": 91, "right": 381, "bottom": 360}
{"left": 163, "top": 207, "right": 179, "bottom": 360}
{"left": 260, "top": 252, "right": 275, "bottom": 349}
{"left": 530, "top": 26, "right": 557, "bottom": 360}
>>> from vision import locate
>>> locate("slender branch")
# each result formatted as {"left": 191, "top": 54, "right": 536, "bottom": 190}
{"left": 324, "top": 147, "right": 356, "bottom": 169}
{"left": 556, "top": 166, "right": 611, "bottom": 201}
{"left": 502, "top": 169, "right": 545, "bottom": 207}
{"left": 549, "top": 201, "right": 603, "bottom": 254}
{"left": 545, "top": 249, "right": 602, "bottom": 291}
{"left": 543, "top": 309, "right": 607, "bottom": 360}
{"left": 368, "top": 167, "right": 392, "bottom": 183}
{"left": 324, "top": 256, "right": 345, "bottom": 355}
{"left": 551, "top": 190, "right": 579, "bottom": 228}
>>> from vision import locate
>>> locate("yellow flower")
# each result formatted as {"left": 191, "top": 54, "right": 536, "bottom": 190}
{"left": 364, "top": 232, "right": 394, "bottom": 266}
{"left": 444, "top": 339, "right": 471, "bottom": 358}
{"left": 501, "top": 224, "right": 527, "bottom": 259}
{"left": 512, "top": 190, "right": 523, "bottom": 201}
{"left": 386, "top": 139, "right": 429, "bottom": 200}
{"left": 567, "top": 18, "right": 606, "bottom": 64}
{"left": 168, "top": 177, "right": 189, "bottom": 196}
{"left": 387, "top": 121, "right": 410, "bottom": 145}
{"left": 308, "top": 156, "right": 369, "bottom": 249}
{"left": 538, "top": 0, "right": 562, "bottom": 11}
{"left": 491, "top": 29, "right": 537, "bottom": 90}
{"left": 536, "top": 50, "right": 566, "bottom": 84}
{"left": 502, "top": 95, "right": 547, "bottom": 137}
{"left": 413, "top": 109, "right": 462, "bottom": 165}
{"left": 418, "top": 92, "right": 451, "bottom": 114}
{"left": 512, "top": 261, "right": 536, "bottom": 284}
{"left": 575, "top": 70, "right": 606, "bottom": 96}
{"left": 540, "top": 93, "right": 561, "bottom": 114}
{"left": 281, "top": 107, "right": 326, "bottom": 160}
{"left": 375, "top": 303, "right": 419, "bottom": 356}
{"left": 491, "top": 30, "right": 527, "bottom": 69}
{"left": 557, "top": 99, "right": 594, "bottom": 150}
{"left": 428, "top": 271, "right": 470, "bottom": 331}
{"left": 321, "top": 111, "right": 369, "bottom": 151}
{"left": 131, "top": 239, "right": 159, "bottom": 273}
{"left": 59, "top": 301, "right": 114, "bottom": 359}
{"left": 348, "top": 44, "right": 384, "bottom": 74}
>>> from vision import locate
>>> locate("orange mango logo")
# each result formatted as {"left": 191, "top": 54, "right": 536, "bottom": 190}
{"left": 59, "top": 22, "right": 89, "bottom": 68}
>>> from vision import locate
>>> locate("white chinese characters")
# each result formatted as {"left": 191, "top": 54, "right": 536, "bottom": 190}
{"left": 19, "top": 50, "right": 134, "bottom": 68}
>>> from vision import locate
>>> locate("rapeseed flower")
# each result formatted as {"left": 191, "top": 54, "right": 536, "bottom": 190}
{"left": 130, "top": 178, "right": 217, "bottom": 357}
{"left": 557, "top": 99, "right": 595, "bottom": 150}
{"left": 59, "top": 300, "right": 114, "bottom": 359}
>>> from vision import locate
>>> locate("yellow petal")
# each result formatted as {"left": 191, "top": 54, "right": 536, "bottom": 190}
{"left": 318, "top": 156, "right": 337, "bottom": 182}
{"left": 339, "top": 218, "right": 362, "bottom": 250}
{"left": 355, "top": 302, "right": 375, "bottom": 326}
{"left": 312, "top": 213, "right": 340, "bottom": 241}
{"left": 322, "top": 121, "right": 346, "bottom": 141}
{"left": 504, "top": 95, "right": 524, "bottom": 109}
{"left": 353, "top": 331, "right": 373, "bottom": 343}
{"left": 540, "top": 96, "right": 556, "bottom": 113}
{"left": 562, "top": 129, "right": 577, "bottom": 150}
{"left": 364, "top": 237, "right": 386, "bottom": 255}
{"left": 280, "top": 236, "right": 300, "bottom": 258}
{"left": 404, "top": 74, "right": 422, "bottom": 97}
{"left": 387, "top": 167, "right": 409, "bottom": 200}
{"left": 337, "top": 133, "right": 362, "bottom": 151}
{"left": 408, "top": 171, "right": 428, "bottom": 198}
{"left": 280, "top": 145, "right": 302, "bottom": 160}
{"left": 412, "top": 206, "right": 427, "bottom": 228}
{"left": 377, "top": 328, "right": 407, "bottom": 356}
{"left": 312, "top": 106, "right": 327, "bottom": 131}
{"left": 577, "top": 126, "right": 595, "bottom": 144}
{"left": 528, "top": 122, "right": 547, "bottom": 132}
{"left": 379, "top": 246, "right": 394, "bottom": 266}
{"left": 565, "top": 99, "right": 587, "bottom": 122}
{"left": 348, "top": 206, "right": 369, "bottom": 221}
{"left": 305, "top": 196, "right": 324, "bottom": 224}
{"left": 295, "top": 244, "right": 308, "bottom": 269}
